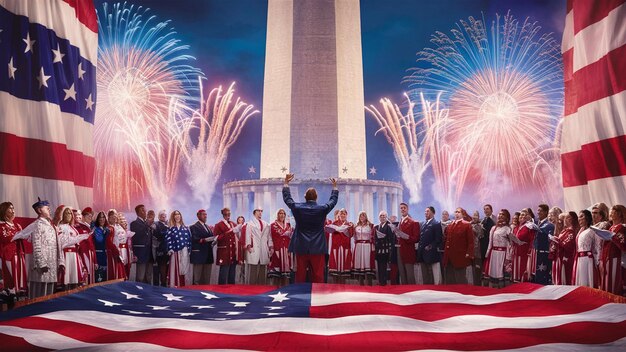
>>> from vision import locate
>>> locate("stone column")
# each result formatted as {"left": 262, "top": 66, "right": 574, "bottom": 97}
{"left": 235, "top": 192, "right": 244, "bottom": 218}
{"left": 223, "top": 190, "right": 232, "bottom": 210}
{"left": 381, "top": 190, "right": 388, "bottom": 215}
{"left": 242, "top": 191, "right": 250, "bottom": 218}
{"left": 376, "top": 190, "right": 384, "bottom": 217}
{"left": 390, "top": 191, "right": 398, "bottom": 217}
{"left": 352, "top": 188, "right": 361, "bottom": 220}
{"left": 266, "top": 189, "right": 275, "bottom": 221}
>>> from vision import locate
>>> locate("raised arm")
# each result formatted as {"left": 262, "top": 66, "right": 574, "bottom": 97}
{"left": 324, "top": 177, "right": 339, "bottom": 213}
{"left": 282, "top": 173, "right": 297, "bottom": 210}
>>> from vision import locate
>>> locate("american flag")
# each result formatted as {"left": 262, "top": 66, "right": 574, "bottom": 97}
{"left": 0, "top": 0, "right": 97, "bottom": 226}
{"left": 0, "top": 281, "right": 625, "bottom": 350}
{"left": 560, "top": 0, "right": 626, "bottom": 210}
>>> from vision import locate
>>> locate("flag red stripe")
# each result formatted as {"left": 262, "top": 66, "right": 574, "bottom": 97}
{"left": 0, "top": 132, "right": 94, "bottom": 188}
{"left": 310, "top": 292, "right": 607, "bottom": 320}
{"left": 561, "top": 134, "right": 626, "bottom": 187}
{"left": 564, "top": 43, "right": 626, "bottom": 116}
{"left": 572, "top": 0, "right": 626, "bottom": 34}
{"left": 2, "top": 318, "right": 625, "bottom": 351}
{"left": 0, "top": 333, "right": 49, "bottom": 352}
{"left": 61, "top": 0, "right": 98, "bottom": 33}
{"left": 312, "top": 282, "right": 542, "bottom": 296}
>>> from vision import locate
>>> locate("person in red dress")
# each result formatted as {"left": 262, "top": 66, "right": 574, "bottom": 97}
{"left": 512, "top": 208, "right": 536, "bottom": 283}
{"left": 106, "top": 211, "right": 127, "bottom": 280}
{"left": 328, "top": 208, "right": 354, "bottom": 284}
{"left": 549, "top": 211, "right": 577, "bottom": 285}
{"left": 268, "top": 209, "right": 293, "bottom": 286}
{"left": 0, "top": 202, "right": 27, "bottom": 296}
{"left": 74, "top": 209, "right": 95, "bottom": 285}
{"left": 601, "top": 205, "right": 626, "bottom": 295}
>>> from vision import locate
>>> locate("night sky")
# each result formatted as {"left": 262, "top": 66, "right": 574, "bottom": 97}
{"left": 94, "top": 0, "right": 566, "bottom": 221}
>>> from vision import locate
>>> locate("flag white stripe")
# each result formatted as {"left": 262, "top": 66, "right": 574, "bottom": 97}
{"left": 561, "top": 10, "right": 574, "bottom": 53}
{"left": 0, "top": 92, "right": 95, "bottom": 157}
{"left": 560, "top": 90, "right": 626, "bottom": 153}
{"left": 563, "top": 175, "right": 626, "bottom": 211}
{"left": 0, "top": 174, "right": 92, "bottom": 218}
{"left": 311, "top": 285, "right": 578, "bottom": 306}
{"left": 0, "top": 0, "right": 98, "bottom": 65}
{"left": 572, "top": 3, "right": 626, "bottom": 72}
{"left": 32, "top": 303, "right": 626, "bottom": 335}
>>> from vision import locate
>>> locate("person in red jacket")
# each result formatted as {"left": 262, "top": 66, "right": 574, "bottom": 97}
{"left": 213, "top": 208, "right": 240, "bottom": 285}
{"left": 392, "top": 202, "right": 420, "bottom": 285}
{"left": 0, "top": 202, "right": 27, "bottom": 296}
{"left": 601, "top": 205, "right": 626, "bottom": 295}
{"left": 549, "top": 211, "right": 577, "bottom": 285}
{"left": 442, "top": 208, "right": 474, "bottom": 284}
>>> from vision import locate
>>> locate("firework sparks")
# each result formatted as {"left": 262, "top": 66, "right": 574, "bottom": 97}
{"left": 95, "top": 2, "right": 202, "bottom": 210}
{"left": 185, "top": 80, "right": 259, "bottom": 207}
{"left": 366, "top": 93, "right": 430, "bottom": 204}
{"left": 405, "top": 12, "right": 563, "bottom": 206}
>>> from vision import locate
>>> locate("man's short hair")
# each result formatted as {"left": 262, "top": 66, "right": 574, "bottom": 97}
{"left": 538, "top": 204, "right": 549, "bottom": 213}
{"left": 305, "top": 188, "right": 317, "bottom": 201}
{"left": 427, "top": 206, "right": 436, "bottom": 214}
{"left": 134, "top": 204, "right": 145, "bottom": 214}
{"left": 484, "top": 204, "right": 493, "bottom": 211}
{"left": 253, "top": 209, "right": 262, "bottom": 215}
{"left": 221, "top": 207, "right": 230, "bottom": 215}
{"left": 400, "top": 202, "right": 408, "bottom": 208}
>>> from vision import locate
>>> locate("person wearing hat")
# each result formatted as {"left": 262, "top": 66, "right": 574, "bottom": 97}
{"left": 244, "top": 207, "right": 273, "bottom": 285}
{"left": 190, "top": 209, "right": 216, "bottom": 285}
{"left": 29, "top": 198, "right": 64, "bottom": 299}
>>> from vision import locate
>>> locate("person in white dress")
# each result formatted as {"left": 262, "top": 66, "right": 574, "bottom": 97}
{"left": 56, "top": 207, "right": 90, "bottom": 289}
{"left": 484, "top": 209, "right": 524, "bottom": 288}
{"left": 352, "top": 211, "right": 375, "bottom": 286}
{"left": 573, "top": 210, "right": 600, "bottom": 288}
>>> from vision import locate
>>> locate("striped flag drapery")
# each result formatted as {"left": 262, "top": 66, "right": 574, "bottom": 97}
{"left": 0, "top": 282, "right": 625, "bottom": 350}
{"left": 560, "top": 0, "right": 626, "bottom": 210}
{"left": 0, "top": 0, "right": 97, "bottom": 224}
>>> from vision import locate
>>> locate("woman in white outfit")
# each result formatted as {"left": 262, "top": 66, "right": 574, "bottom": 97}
{"left": 352, "top": 211, "right": 375, "bottom": 286}
{"left": 484, "top": 209, "right": 524, "bottom": 288}
{"left": 573, "top": 210, "right": 600, "bottom": 288}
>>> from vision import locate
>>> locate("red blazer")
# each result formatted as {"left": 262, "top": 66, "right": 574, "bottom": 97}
{"left": 399, "top": 217, "right": 420, "bottom": 264}
{"left": 214, "top": 220, "right": 237, "bottom": 266}
{"left": 443, "top": 220, "right": 474, "bottom": 268}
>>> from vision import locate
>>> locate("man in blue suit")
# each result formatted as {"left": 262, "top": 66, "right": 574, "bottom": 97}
{"left": 283, "top": 173, "right": 338, "bottom": 283}
{"left": 130, "top": 204, "right": 153, "bottom": 284}
{"left": 417, "top": 206, "right": 443, "bottom": 285}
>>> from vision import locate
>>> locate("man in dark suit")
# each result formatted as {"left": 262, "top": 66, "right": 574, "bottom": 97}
{"left": 130, "top": 204, "right": 152, "bottom": 284}
{"left": 283, "top": 173, "right": 338, "bottom": 283}
{"left": 480, "top": 204, "right": 496, "bottom": 261}
{"left": 374, "top": 211, "right": 395, "bottom": 286}
{"left": 190, "top": 209, "right": 216, "bottom": 285}
{"left": 418, "top": 206, "right": 443, "bottom": 285}
{"left": 153, "top": 210, "right": 169, "bottom": 286}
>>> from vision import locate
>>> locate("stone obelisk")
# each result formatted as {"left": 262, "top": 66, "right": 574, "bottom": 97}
{"left": 260, "top": 0, "right": 366, "bottom": 180}
{"left": 223, "top": 0, "right": 402, "bottom": 223}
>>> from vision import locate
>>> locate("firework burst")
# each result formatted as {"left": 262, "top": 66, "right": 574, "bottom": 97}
{"left": 405, "top": 12, "right": 563, "bottom": 206}
{"left": 366, "top": 94, "right": 430, "bottom": 204}
{"left": 185, "top": 80, "right": 259, "bottom": 207}
{"left": 95, "top": 2, "right": 202, "bottom": 210}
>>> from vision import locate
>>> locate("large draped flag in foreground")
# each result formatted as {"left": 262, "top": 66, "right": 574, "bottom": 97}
{"left": 0, "top": 282, "right": 625, "bottom": 351}
{"left": 560, "top": 0, "right": 626, "bottom": 210}
{"left": 0, "top": 0, "right": 97, "bottom": 225}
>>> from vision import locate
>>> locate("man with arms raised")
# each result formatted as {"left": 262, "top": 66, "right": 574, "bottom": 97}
{"left": 283, "top": 173, "right": 338, "bottom": 283}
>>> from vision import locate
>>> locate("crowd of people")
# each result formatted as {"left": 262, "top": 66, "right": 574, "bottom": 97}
{"left": 1, "top": 191, "right": 625, "bottom": 307}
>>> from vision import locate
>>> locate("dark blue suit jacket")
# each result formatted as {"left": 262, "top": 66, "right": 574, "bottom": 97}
{"left": 190, "top": 221, "right": 215, "bottom": 265}
{"left": 283, "top": 187, "right": 338, "bottom": 255}
{"left": 418, "top": 218, "right": 443, "bottom": 264}
{"left": 130, "top": 218, "right": 153, "bottom": 263}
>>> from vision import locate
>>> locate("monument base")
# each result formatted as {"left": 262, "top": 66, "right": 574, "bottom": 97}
{"left": 223, "top": 178, "right": 404, "bottom": 222}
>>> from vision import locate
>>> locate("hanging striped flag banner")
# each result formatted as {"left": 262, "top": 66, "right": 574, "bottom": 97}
{"left": 560, "top": 0, "right": 626, "bottom": 210}
{"left": 0, "top": 0, "right": 97, "bottom": 226}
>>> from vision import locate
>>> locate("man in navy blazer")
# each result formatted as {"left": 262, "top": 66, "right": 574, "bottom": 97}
{"left": 418, "top": 206, "right": 443, "bottom": 285}
{"left": 190, "top": 209, "right": 216, "bottom": 285}
{"left": 130, "top": 204, "right": 153, "bottom": 284}
{"left": 283, "top": 173, "right": 338, "bottom": 283}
